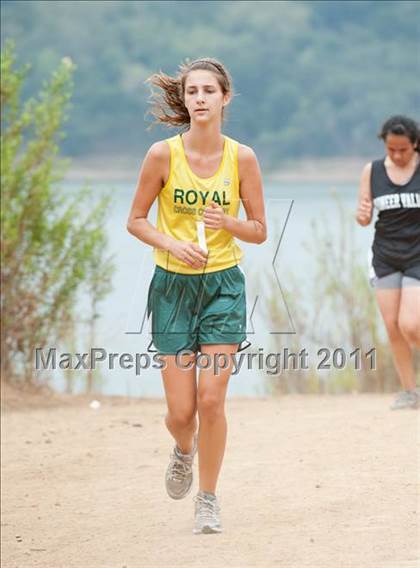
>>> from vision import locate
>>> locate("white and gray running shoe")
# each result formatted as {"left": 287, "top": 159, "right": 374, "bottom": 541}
{"left": 165, "top": 434, "right": 198, "bottom": 500}
{"left": 193, "top": 491, "right": 222, "bottom": 534}
{"left": 390, "top": 390, "right": 419, "bottom": 410}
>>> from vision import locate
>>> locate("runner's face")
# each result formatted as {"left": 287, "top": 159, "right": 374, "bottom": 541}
{"left": 184, "top": 70, "right": 230, "bottom": 123}
{"left": 385, "top": 134, "right": 417, "bottom": 167}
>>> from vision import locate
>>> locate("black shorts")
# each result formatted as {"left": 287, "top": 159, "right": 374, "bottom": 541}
{"left": 371, "top": 255, "right": 420, "bottom": 281}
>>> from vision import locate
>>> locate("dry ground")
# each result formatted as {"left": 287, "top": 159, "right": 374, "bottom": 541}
{"left": 1, "top": 387, "right": 419, "bottom": 568}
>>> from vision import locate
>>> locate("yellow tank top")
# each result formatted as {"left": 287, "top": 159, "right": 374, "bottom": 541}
{"left": 154, "top": 133, "right": 243, "bottom": 274}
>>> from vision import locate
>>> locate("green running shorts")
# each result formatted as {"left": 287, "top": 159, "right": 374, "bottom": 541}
{"left": 147, "top": 265, "right": 247, "bottom": 355}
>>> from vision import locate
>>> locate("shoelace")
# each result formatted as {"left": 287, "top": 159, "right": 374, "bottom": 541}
{"left": 169, "top": 454, "right": 192, "bottom": 482}
{"left": 194, "top": 495, "right": 220, "bottom": 522}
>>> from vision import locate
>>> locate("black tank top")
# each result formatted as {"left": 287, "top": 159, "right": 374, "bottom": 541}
{"left": 371, "top": 158, "right": 420, "bottom": 271}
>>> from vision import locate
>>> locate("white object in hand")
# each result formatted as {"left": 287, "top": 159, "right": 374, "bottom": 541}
{"left": 196, "top": 221, "right": 208, "bottom": 253}
{"left": 89, "top": 400, "right": 101, "bottom": 410}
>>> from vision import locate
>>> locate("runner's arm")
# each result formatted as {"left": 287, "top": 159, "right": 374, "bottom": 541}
{"left": 356, "top": 162, "right": 373, "bottom": 226}
{"left": 222, "top": 145, "right": 267, "bottom": 244}
{"left": 127, "top": 142, "right": 207, "bottom": 267}
{"left": 127, "top": 141, "right": 173, "bottom": 250}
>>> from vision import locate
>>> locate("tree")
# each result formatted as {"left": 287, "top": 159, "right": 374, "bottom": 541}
{"left": 1, "top": 41, "right": 114, "bottom": 386}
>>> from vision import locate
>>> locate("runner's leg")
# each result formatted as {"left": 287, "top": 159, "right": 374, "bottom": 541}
{"left": 376, "top": 287, "right": 417, "bottom": 390}
{"left": 161, "top": 352, "right": 198, "bottom": 454}
{"left": 398, "top": 279, "right": 420, "bottom": 349}
{"left": 196, "top": 343, "right": 239, "bottom": 494}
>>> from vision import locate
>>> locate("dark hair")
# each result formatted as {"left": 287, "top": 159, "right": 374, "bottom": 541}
{"left": 378, "top": 115, "right": 420, "bottom": 152}
{"left": 146, "top": 57, "right": 233, "bottom": 129}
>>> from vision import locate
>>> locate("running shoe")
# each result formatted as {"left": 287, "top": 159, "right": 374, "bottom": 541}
{"left": 165, "top": 433, "right": 197, "bottom": 500}
{"left": 390, "top": 390, "right": 419, "bottom": 410}
{"left": 193, "top": 491, "right": 222, "bottom": 534}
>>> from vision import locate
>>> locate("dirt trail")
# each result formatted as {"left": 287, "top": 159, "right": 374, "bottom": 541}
{"left": 1, "top": 394, "right": 418, "bottom": 568}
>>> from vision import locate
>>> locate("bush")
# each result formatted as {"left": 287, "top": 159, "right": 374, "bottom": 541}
{"left": 1, "top": 42, "right": 114, "bottom": 387}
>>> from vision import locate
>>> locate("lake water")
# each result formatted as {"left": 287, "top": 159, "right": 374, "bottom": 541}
{"left": 51, "top": 179, "right": 375, "bottom": 397}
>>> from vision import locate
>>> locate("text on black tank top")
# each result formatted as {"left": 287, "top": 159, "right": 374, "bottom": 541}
{"left": 371, "top": 158, "right": 420, "bottom": 268}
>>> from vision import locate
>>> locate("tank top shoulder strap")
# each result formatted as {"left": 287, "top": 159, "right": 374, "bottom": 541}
{"left": 411, "top": 158, "right": 420, "bottom": 183}
{"left": 164, "top": 134, "right": 183, "bottom": 162}
{"left": 370, "top": 158, "right": 388, "bottom": 198}
{"left": 165, "top": 133, "right": 181, "bottom": 149}
{"left": 222, "top": 135, "right": 240, "bottom": 186}
{"left": 161, "top": 135, "right": 182, "bottom": 190}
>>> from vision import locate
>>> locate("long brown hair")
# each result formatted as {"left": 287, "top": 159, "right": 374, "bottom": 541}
{"left": 146, "top": 57, "right": 233, "bottom": 128}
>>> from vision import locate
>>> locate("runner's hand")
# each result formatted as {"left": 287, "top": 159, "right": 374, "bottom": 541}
{"left": 203, "top": 201, "right": 226, "bottom": 229}
{"left": 356, "top": 197, "right": 372, "bottom": 225}
{"left": 168, "top": 240, "right": 208, "bottom": 268}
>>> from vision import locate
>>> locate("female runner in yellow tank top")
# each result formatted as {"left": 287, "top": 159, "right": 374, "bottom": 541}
{"left": 127, "top": 58, "right": 266, "bottom": 534}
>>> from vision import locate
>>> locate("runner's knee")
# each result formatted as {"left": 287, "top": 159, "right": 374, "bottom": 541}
{"left": 383, "top": 318, "right": 402, "bottom": 342}
{"left": 398, "top": 316, "right": 420, "bottom": 346}
{"left": 166, "top": 408, "right": 197, "bottom": 430}
{"left": 197, "top": 393, "right": 224, "bottom": 422}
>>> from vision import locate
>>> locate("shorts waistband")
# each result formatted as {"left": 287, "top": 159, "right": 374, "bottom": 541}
{"left": 154, "top": 264, "right": 241, "bottom": 277}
